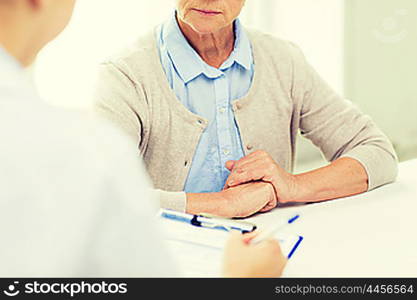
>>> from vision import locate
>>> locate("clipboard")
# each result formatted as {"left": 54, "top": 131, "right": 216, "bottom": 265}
{"left": 158, "top": 210, "right": 303, "bottom": 277}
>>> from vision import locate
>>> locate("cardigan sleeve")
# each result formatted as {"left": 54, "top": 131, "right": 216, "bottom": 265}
{"left": 94, "top": 61, "right": 187, "bottom": 212}
{"left": 94, "top": 61, "right": 148, "bottom": 150}
{"left": 290, "top": 43, "right": 398, "bottom": 191}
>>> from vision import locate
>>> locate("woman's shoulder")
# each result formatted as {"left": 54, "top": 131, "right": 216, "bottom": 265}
{"left": 245, "top": 28, "right": 307, "bottom": 64}
{"left": 99, "top": 28, "right": 164, "bottom": 84}
{"left": 101, "top": 30, "right": 160, "bottom": 72}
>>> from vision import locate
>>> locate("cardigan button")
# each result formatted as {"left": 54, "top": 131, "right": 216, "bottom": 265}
{"left": 246, "top": 144, "right": 254, "bottom": 151}
{"left": 197, "top": 119, "right": 205, "bottom": 126}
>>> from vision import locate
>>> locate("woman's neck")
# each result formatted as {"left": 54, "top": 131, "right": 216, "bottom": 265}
{"left": 177, "top": 18, "right": 235, "bottom": 69}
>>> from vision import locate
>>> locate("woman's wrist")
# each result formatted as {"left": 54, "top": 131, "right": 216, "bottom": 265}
{"left": 185, "top": 191, "right": 230, "bottom": 217}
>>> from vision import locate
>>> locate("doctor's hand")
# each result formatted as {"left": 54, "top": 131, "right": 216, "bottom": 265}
{"left": 224, "top": 150, "right": 300, "bottom": 205}
{"left": 222, "top": 231, "right": 287, "bottom": 278}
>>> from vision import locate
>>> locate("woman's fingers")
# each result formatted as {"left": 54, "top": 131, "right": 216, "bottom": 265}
{"left": 226, "top": 162, "right": 268, "bottom": 187}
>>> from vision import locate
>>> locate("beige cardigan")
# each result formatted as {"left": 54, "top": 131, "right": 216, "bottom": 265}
{"left": 94, "top": 29, "right": 398, "bottom": 212}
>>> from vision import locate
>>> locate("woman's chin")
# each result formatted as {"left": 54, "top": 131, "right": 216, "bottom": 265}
{"left": 187, "top": 18, "right": 226, "bottom": 34}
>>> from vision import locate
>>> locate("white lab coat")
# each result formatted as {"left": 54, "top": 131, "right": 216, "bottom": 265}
{"left": 0, "top": 47, "right": 177, "bottom": 277}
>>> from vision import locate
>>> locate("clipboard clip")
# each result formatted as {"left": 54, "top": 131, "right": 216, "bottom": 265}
{"left": 192, "top": 213, "right": 257, "bottom": 233}
{"left": 160, "top": 209, "right": 257, "bottom": 234}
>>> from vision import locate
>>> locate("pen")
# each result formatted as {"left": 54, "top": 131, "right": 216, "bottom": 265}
{"left": 250, "top": 214, "right": 300, "bottom": 245}
{"left": 159, "top": 209, "right": 257, "bottom": 233}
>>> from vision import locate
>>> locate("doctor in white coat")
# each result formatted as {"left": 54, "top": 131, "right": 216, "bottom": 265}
{"left": 0, "top": 0, "right": 286, "bottom": 278}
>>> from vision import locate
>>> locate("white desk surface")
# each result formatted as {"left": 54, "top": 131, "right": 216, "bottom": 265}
{"left": 248, "top": 159, "right": 417, "bottom": 277}
{"left": 166, "top": 159, "right": 417, "bottom": 277}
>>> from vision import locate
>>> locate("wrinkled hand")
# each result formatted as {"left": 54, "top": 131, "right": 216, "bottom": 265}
{"left": 223, "top": 231, "right": 287, "bottom": 278}
{"left": 224, "top": 150, "right": 299, "bottom": 204}
{"left": 220, "top": 181, "right": 277, "bottom": 218}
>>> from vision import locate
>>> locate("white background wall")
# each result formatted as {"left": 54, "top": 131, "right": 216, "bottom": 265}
{"left": 344, "top": 0, "right": 417, "bottom": 162}
{"left": 34, "top": 1, "right": 174, "bottom": 108}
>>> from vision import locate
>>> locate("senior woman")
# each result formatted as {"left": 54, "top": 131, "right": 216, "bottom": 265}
{"left": 94, "top": 0, "right": 398, "bottom": 218}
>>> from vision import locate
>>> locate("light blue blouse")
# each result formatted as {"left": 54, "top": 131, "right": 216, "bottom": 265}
{"left": 156, "top": 13, "right": 254, "bottom": 193}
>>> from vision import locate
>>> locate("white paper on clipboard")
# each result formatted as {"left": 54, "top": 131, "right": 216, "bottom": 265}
{"left": 159, "top": 216, "right": 303, "bottom": 277}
